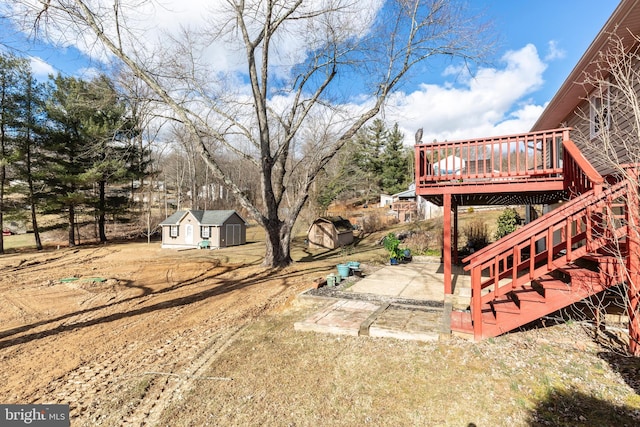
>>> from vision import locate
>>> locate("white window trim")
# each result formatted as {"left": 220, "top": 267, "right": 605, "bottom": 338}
{"left": 590, "top": 88, "right": 610, "bottom": 139}
{"left": 170, "top": 225, "right": 179, "bottom": 238}
{"left": 201, "top": 226, "right": 210, "bottom": 239}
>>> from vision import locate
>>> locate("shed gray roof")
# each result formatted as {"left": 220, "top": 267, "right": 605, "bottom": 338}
{"left": 160, "top": 210, "right": 244, "bottom": 226}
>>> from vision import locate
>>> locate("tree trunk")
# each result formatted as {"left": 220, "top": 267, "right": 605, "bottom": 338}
{"left": 98, "top": 180, "right": 107, "bottom": 242}
{"left": 0, "top": 183, "right": 4, "bottom": 255}
{"left": 263, "top": 219, "right": 292, "bottom": 268}
{"left": 68, "top": 205, "right": 76, "bottom": 247}
{"left": 0, "top": 211, "right": 4, "bottom": 255}
{"left": 627, "top": 180, "right": 640, "bottom": 356}
{"left": 26, "top": 145, "right": 42, "bottom": 250}
{"left": 30, "top": 202, "right": 42, "bottom": 250}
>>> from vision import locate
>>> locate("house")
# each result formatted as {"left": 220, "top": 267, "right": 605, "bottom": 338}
{"left": 307, "top": 216, "right": 354, "bottom": 249}
{"left": 391, "top": 187, "right": 418, "bottom": 222}
{"left": 379, "top": 193, "right": 393, "bottom": 208}
{"left": 392, "top": 183, "right": 442, "bottom": 221}
{"left": 414, "top": 0, "right": 640, "bottom": 354}
{"left": 433, "top": 155, "right": 465, "bottom": 176}
{"left": 160, "top": 210, "right": 247, "bottom": 249}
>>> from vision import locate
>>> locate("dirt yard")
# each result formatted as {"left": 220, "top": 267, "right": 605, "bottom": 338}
{"left": 1, "top": 230, "right": 639, "bottom": 426}
{"left": 0, "top": 233, "right": 355, "bottom": 425}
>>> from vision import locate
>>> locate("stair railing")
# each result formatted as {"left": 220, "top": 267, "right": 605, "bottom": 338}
{"left": 562, "top": 139, "right": 604, "bottom": 196}
{"left": 464, "top": 179, "right": 630, "bottom": 339}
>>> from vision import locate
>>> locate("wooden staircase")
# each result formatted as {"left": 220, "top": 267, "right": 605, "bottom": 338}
{"left": 451, "top": 179, "right": 631, "bottom": 340}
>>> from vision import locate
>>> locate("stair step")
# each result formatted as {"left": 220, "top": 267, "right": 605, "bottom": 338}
{"left": 558, "top": 264, "right": 601, "bottom": 288}
{"left": 535, "top": 274, "right": 571, "bottom": 291}
{"left": 491, "top": 297, "right": 520, "bottom": 314}
{"left": 511, "top": 285, "right": 546, "bottom": 304}
{"left": 450, "top": 310, "right": 472, "bottom": 333}
{"left": 482, "top": 308, "right": 497, "bottom": 325}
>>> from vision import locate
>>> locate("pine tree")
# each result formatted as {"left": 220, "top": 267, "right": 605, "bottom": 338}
{"left": 0, "top": 53, "right": 23, "bottom": 254}
{"left": 13, "top": 65, "right": 47, "bottom": 250}
{"left": 43, "top": 75, "right": 96, "bottom": 246}
{"left": 380, "top": 123, "right": 411, "bottom": 195}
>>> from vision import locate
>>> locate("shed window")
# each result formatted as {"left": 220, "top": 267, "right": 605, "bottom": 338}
{"left": 590, "top": 89, "right": 609, "bottom": 138}
{"left": 170, "top": 225, "right": 179, "bottom": 237}
{"left": 201, "top": 226, "right": 210, "bottom": 239}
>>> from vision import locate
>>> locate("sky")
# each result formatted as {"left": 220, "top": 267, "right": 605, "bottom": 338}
{"left": 0, "top": 0, "right": 621, "bottom": 145}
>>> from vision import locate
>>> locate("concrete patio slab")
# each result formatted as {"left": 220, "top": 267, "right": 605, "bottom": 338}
{"left": 294, "top": 299, "right": 381, "bottom": 336}
{"left": 295, "top": 259, "right": 473, "bottom": 342}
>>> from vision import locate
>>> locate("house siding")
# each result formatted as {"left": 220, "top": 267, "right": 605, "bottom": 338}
{"left": 564, "top": 65, "right": 639, "bottom": 177}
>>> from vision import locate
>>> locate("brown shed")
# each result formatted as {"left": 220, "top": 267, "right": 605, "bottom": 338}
{"left": 307, "top": 216, "right": 354, "bottom": 249}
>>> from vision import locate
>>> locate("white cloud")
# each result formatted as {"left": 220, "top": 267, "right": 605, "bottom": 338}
{"left": 28, "top": 56, "right": 55, "bottom": 78}
{"left": 8, "top": 0, "right": 384, "bottom": 78}
{"left": 386, "top": 44, "right": 548, "bottom": 144}
{"left": 544, "top": 40, "right": 566, "bottom": 61}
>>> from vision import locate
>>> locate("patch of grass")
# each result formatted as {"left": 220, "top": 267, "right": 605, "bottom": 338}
{"left": 156, "top": 311, "right": 640, "bottom": 427}
{"left": 3, "top": 233, "right": 37, "bottom": 250}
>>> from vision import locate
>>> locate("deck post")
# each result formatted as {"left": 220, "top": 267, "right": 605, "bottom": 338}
{"left": 444, "top": 193, "right": 452, "bottom": 294}
{"left": 453, "top": 202, "right": 459, "bottom": 265}
{"left": 627, "top": 178, "right": 640, "bottom": 356}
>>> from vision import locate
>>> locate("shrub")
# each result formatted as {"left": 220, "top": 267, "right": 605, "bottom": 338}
{"left": 495, "top": 207, "right": 523, "bottom": 240}
{"left": 403, "top": 232, "right": 434, "bottom": 255}
{"left": 358, "top": 213, "right": 386, "bottom": 234}
{"left": 383, "top": 232, "right": 402, "bottom": 260}
{"left": 462, "top": 219, "right": 489, "bottom": 251}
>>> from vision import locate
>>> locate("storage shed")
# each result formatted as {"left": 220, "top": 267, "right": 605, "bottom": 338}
{"left": 307, "top": 216, "right": 354, "bottom": 249}
{"left": 160, "top": 210, "right": 247, "bottom": 249}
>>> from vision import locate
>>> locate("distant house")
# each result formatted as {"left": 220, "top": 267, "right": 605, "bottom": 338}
{"left": 391, "top": 184, "right": 442, "bottom": 221}
{"left": 433, "top": 155, "right": 465, "bottom": 175}
{"left": 307, "top": 216, "right": 354, "bottom": 249}
{"left": 160, "top": 210, "right": 247, "bottom": 249}
{"left": 379, "top": 194, "right": 394, "bottom": 208}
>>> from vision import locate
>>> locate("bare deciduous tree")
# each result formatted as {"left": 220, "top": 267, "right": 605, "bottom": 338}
{"left": 13, "top": 0, "right": 493, "bottom": 267}
{"left": 573, "top": 33, "right": 640, "bottom": 355}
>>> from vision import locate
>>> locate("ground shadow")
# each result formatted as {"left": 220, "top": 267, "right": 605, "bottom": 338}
{"left": 0, "top": 260, "right": 329, "bottom": 350}
{"left": 598, "top": 350, "right": 640, "bottom": 395}
{"left": 525, "top": 387, "right": 639, "bottom": 426}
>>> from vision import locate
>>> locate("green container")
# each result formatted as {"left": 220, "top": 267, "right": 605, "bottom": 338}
{"left": 336, "top": 264, "right": 350, "bottom": 279}
{"left": 326, "top": 274, "right": 336, "bottom": 287}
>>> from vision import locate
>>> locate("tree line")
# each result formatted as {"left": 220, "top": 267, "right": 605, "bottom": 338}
{"left": 0, "top": 52, "right": 413, "bottom": 254}
{"left": 314, "top": 119, "right": 413, "bottom": 211}
{"left": 0, "top": 53, "right": 148, "bottom": 253}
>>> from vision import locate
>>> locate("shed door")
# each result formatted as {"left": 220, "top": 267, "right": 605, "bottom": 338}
{"left": 185, "top": 224, "right": 194, "bottom": 245}
{"left": 226, "top": 224, "right": 241, "bottom": 246}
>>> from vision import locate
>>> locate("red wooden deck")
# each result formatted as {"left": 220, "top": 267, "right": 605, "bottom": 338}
{"left": 415, "top": 128, "right": 569, "bottom": 203}
{"left": 413, "top": 128, "right": 640, "bottom": 354}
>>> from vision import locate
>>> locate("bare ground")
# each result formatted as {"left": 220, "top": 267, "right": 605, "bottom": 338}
{"left": 1, "top": 232, "right": 639, "bottom": 426}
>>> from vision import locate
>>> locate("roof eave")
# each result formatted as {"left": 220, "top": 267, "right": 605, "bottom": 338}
{"left": 532, "top": 0, "right": 640, "bottom": 131}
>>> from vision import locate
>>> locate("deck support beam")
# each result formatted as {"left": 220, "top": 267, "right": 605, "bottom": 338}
{"left": 443, "top": 194, "right": 452, "bottom": 294}
{"left": 453, "top": 203, "right": 459, "bottom": 265}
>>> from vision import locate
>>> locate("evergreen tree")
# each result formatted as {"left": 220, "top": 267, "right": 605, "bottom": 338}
{"left": 43, "top": 75, "right": 96, "bottom": 246}
{"left": 81, "top": 75, "right": 138, "bottom": 242}
{"left": 0, "top": 53, "right": 23, "bottom": 254}
{"left": 13, "top": 66, "right": 48, "bottom": 250}
{"left": 380, "top": 123, "right": 411, "bottom": 195}
{"left": 352, "top": 118, "right": 387, "bottom": 191}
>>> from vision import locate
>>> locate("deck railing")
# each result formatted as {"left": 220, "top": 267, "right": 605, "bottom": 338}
{"left": 415, "top": 128, "right": 570, "bottom": 189}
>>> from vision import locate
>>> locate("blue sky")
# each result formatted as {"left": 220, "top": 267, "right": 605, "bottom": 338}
{"left": 1, "top": 0, "right": 622, "bottom": 142}
{"left": 478, "top": 0, "right": 618, "bottom": 105}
